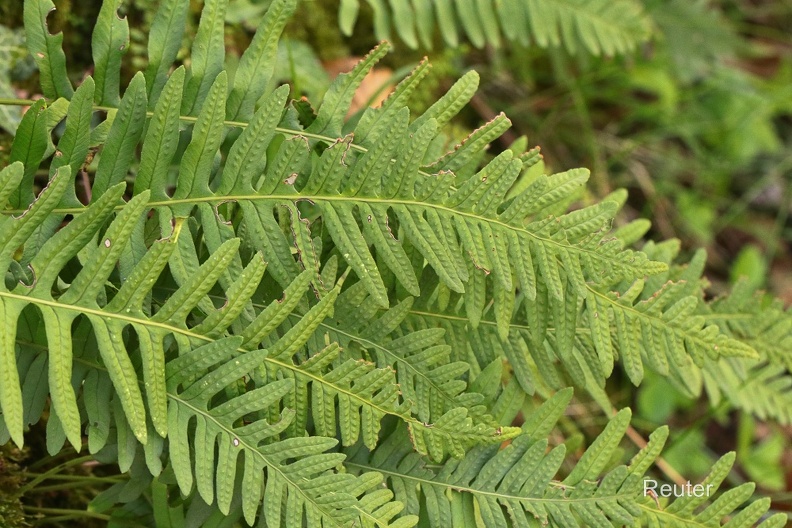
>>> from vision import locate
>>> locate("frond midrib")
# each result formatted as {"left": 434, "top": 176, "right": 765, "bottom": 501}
{"left": 56, "top": 350, "right": 350, "bottom": 526}
{"left": 637, "top": 503, "right": 710, "bottom": 527}
{"left": 169, "top": 393, "right": 347, "bottom": 527}
{"left": 0, "top": 97, "right": 409, "bottom": 184}
{"left": 286, "top": 313, "right": 464, "bottom": 414}
{"left": 344, "top": 461, "right": 635, "bottom": 506}
{"left": 587, "top": 288, "right": 744, "bottom": 353}
{"left": 0, "top": 289, "right": 440, "bottom": 434}
{"left": 3, "top": 193, "right": 654, "bottom": 276}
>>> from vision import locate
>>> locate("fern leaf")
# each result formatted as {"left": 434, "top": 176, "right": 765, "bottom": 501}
{"left": 0, "top": 163, "right": 24, "bottom": 226}
{"left": 307, "top": 42, "right": 391, "bottom": 138}
{"left": 3, "top": 3, "right": 787, "bottom": 526}
{"left": 333, "top": 0, "right": 651, "bottom": 54}
{"left": 173, "top": 72, "right": 228, "bottom": 215}
{"left": 404, "top": 266, "right": 756, "bottom": 397}
{"left": 219, "top": 84, "right": 291, "bottom": 194}
{"left": 8, "top": 99, "right": 49, "bottom": 208}
{"left": 168, "top": 339, "right": 407, "bottom": 526}
{"left": 23, "top": 0, "right": 73, "bottom": 100}
{"left": 346, "top": 404, "right": 651, "bottom": 527}
{"left": 135, "top": 66, "right": 186, "bottom": 198}
{"left": 0, "top": 169, "right": 96, "bottom": 446}
{"left": 50, "top": 77, "right": 94, "bottom": 208}
{"left": 226, "top": 0, "right": 296, "bottom": 121}
{"left": 323, "top": 291, "right": 517, "bottom": 453}
{"left": 92, "top": 73, "right": 148, "bottom": 199}
{"left": 91, "top": 0, "right": 129, "bottom": 106}
{"left": 638, "top": 452, "right": 787, "bottom": 527}
{"left": 37, "top": 53, "right": 667, "bottom": 331}
{"left": 324, "top": 202, "right": 390, "bottom": 307}
{"left": 182, "top": 0, "right": 227, "bottom": 115}
{"left": 144, "top": 0, "right": 189, "bottom": 104}
{"left": 692, "top": 279, "right": 792, "bottom": 425}
{"left": 355, "top": 57, "right": 430, "bottom": 144}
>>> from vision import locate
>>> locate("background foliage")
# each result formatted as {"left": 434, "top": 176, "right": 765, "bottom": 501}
{"left": 0, "top": 0, "right": 791, "bottom": 526}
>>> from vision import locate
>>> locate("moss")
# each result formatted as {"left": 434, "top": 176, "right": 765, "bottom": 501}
{"left": 0, "top": 444, "right": 29, "bottom": 528}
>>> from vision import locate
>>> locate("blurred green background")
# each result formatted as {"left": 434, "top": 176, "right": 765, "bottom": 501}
{"left": 0, "top": 0, "right": 791, "bottom": 521}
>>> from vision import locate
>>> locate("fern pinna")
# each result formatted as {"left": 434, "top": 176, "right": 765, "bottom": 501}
{"left": 0, "top": 0, "right": 789, "bottom": 526}
{"left": 333, "top": 0, "right": 652, "bottom": 53}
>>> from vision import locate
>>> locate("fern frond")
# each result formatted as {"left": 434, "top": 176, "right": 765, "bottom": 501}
{"left": 14, "top": 35, "right": 669, "bottom": 338}
{"left": 637, "top": 452, "right": 787, "bottom": 527}
{"left": 695, "top": 280, "right": 792, "bottom": 425}
{"left": 314, "top": 286, "right": 521, "bottom": 453}
{"left": 92, "top": 0, "right": 129, "bottom": 107}
{"left": 401, "top": 267, "right": 756, "bottom": 398}
{"left": 350, "top": 399, "right": 783, "bottom": 527}
{"left": 334, "top": 0, "right": 652, "bottom": 54}
{"left": 3, "top": 170, "right": 501, "bottom": 467}
{"left": 144, "top": 0, "right": 189, "bottom": 103}
{"left": 171, "top": 240, "right": 520, "bottom": 461}
{"left": 8, "top": 98, "right": 49, "bottom": 209}
{"left": 0, "top": 179, "right": 416, "bottom": 525}
{"left": 5, "top": 52, "right": 757, "bottom": 429}
{"left": 633, "top": 246, "right": 792, "bottom": 424}
{"left": 145, "top": 463, "right": 419, "bottom": 528}
{"left": 579, "top": 278, "right": 756, "bottom": 386}
{"left": 165, "top": 340, "right": 397, "bottom": 526}
{"left": 346, "top": 395, "right": 665, "bottom": 527}
{"left": 5, "top": 294, "right": 414, "bottom": 526}
{"left": 707, "top": 279, "right": 792, "bottom": 371}
{"left": 3, "top": 2, "right": 786, "bottom": 525}
{"left": 127, "top": 60, "right": 668, "bottom": 330}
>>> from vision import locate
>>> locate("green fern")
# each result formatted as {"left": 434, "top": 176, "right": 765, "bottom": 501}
{"left": 0, "top": 0, "right": 788, "bottom": 525}
{"left": 335, "top": 0, "right": 652, "bottom": 54}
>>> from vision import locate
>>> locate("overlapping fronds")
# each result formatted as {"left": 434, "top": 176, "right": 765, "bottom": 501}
{"left": 401, "top": 262, "right": 757, "bottom": 398}
{"left": 347, "top": 390, "right": 782, "bottom": 527}
{"left": 10, "top": 3, "right": 732, "bottom": 393}
{"left": 637, "top": 452, "right": 786, "bottom": 527}
{"left": 1, "top": 0, "right": 789, "bottom": 525}
{"left": 334, "top": 0, "right": 652, "bottom": 54}
{"left": 0, "top": 166, "right": 419, "bottom": 525}
{"left": 637, "top": 245, "right": 792, "bottom": 425}
{"left": 698, "top": 280, "right": 792, "bottom": 425}
{"left": 165, "top": 339, "right": 415, "bottom": 526}
{"left": 315, "top": 284, "right": 521, "bottom": 458}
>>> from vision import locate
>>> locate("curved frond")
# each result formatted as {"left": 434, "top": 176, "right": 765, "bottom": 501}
{"left": 346, "top": 398, "right": 661, "bottom": 527}
{"left": 637, "top": 452, "right": 787, "bottom": 528}
{"left": 166, "top": 341, "right": 400, "bottom": 526}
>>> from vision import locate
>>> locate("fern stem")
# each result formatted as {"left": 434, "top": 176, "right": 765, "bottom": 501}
{"left": 0, "top": 96, "right": 385, "bottom": 164}
{"left": 21, "top": 472, "right": 123, "bottom": 482}
{"left": 25, "top": 480, "right": 122, "bottom": 493}
{"left": 18, "top": 455, "right": 95, "bottom": 494}
{"left": 344, "top": 461, "right": 630, "bottom": 505}
{"left": 0, "top": 95, "right": 444, "bottom": 197}
{"left": 23, "top": 506, "right": 111, "bottom": 521}
{"left": 27, "top": 446, "right": 78, "bottom": 470}
{"left": 0, "top": 97, "right": 37, "bottom": 107}
{"left": 0, "top": 194, "right": 646, "bottom": 285}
